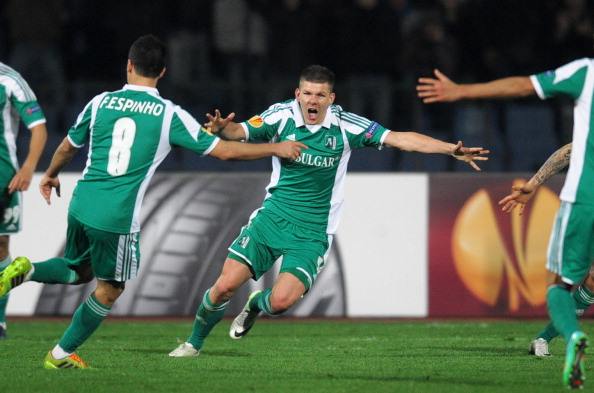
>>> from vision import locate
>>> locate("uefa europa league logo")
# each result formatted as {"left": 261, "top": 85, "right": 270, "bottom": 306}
{"left": 451, "top": 180, "right": 560, "bottom": 311}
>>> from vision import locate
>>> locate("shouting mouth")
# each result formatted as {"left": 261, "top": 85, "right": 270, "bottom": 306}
{"left": 307, "top": 108, "right": 318, "bottom": 122}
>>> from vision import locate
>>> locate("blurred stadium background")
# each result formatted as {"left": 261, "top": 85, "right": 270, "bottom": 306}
{"left": 2, "top": 0, "right": 591, "bottom": 173}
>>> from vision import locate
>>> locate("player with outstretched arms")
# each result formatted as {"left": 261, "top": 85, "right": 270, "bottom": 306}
{"left": 418, "top": 59, "right": 593, "bottom": 389}
{"left": 169, "top": 64, "right": 489, "bottom": 359}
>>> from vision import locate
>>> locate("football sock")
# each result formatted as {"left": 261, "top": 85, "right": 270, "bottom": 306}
{"left": 249, "top": 288, "right": 275, "bottom": 315}
{"left": 58, "top": 293, "right": 111, "bottom": 353}
{"left": 547, "top": 285, "right": 579, "bottom": 342}
{"left": 0, "top": 255, "right": 11, "bottom": 324}
{"left": 187, "top": 289, "right": 228, "bottom": 349}
{"left": 536, "top": 285, "right": 594, "bottom": 341}
{"left": 30, "top": 258, "right": 78, "bottom": 284}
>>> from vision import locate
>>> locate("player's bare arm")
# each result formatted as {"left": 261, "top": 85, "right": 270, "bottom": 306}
{"left": 498, "top": 143, "right": 572, "bottom": 214}
{"left": 416, "top": 69, "right": 536, "bottom": 103}
{"left": 209, "top": 139, "right": 306, "bottom": 161}
{"left": 39, "top": 137, "right": 79, "bottom": 205}
{"left": 384, "top": 131, "right": 489, "bottom": 171}
{"left": 205, "top": 109, "right": 245, "bottom": 140}
{"left": 8, "top": 123, "right": 48, "bottom": 193}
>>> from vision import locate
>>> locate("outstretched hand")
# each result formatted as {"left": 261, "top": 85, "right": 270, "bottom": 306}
{"left": 39, "top": 174, "right": 61, "bottom": 205}
{"left": 417, "top": 69, "right": 461, "bottom": 103}
{"left": 498, "top": 182, "right": 536, "bottom": 215}
{"left": 205, "top": 109, "right": 235, "bottom": 135}
{"left": 451, "top": 141, "right": 489, "bottom": 171}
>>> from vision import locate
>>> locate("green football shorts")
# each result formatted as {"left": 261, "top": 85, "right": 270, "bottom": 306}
{"left": 64, "top": 213, "right": 140, "bottom": 282}
{"left": 547, "top": 201, "right": 594, "bottom": 285}
{"left": 228, "top": 208, "right": 332, "bottom": 290}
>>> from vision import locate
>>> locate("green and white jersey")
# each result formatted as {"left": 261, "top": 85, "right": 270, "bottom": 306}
{"left": 241, "top": 99, "right": 389, "bottom": 234}
{"left": 531, "top": 58, "right": 594, "bottom": 205}
{"left": 68, "top": 84, "right": 220, "bottom": 233}
{"left": 0, "top": 62, "right": 46, "bottom": 185}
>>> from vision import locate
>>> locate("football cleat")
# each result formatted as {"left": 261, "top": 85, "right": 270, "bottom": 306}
{"left": 229, "top": 290, "right": 262, "bottom": 340}
{"left": 0, "top": 324, "right": 6, "bottom": 340}
{"left": 563, "top": 331, "right": 588, "bottom": 389}
{"left": 0, "top": 257, "right": 32, "bottom": 297}
{"left": 169, "top": 342, "right": 200, "bottom": 357}
{"left": 43, "top": 351, "right": 89, "bottom": 369}
{"left": 528, "top": 338, "right": 551, "bottom": 357}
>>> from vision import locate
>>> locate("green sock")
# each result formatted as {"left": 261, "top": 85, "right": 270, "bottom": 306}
{"left": 0, "top": 255, "right": 11, "bottom": 324}
{"left": 536, "top": 285, "right": 594, "bottom": 341}
{"left": 0, "top": 295, "right": 8, "bottom": 324}
{"left": 58, "top": 293, "right": 111, "bottom": 353}
{"left": 31, "top": 258, "right": 78, "bottom": 284}
{"left": 187, "top": 289, "right": 228, "bottom": 349}
{"left": 547, "top": 285, "right": 580, "bottom": 342}
{"left": 250, "top": 288, "right": 275, "bottom": 315}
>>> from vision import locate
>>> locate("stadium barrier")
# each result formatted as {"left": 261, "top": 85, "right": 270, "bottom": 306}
{"left": 9, "top": 172, "right": 581, "bottom": 318}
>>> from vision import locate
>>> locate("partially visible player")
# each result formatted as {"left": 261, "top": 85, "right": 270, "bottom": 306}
{"left": 0, "top": 62, "right": 48, "bottom": 338}
{"left": 0, "top": 35, "right": 305, "bottom": 369}
{"left": 418, "top": 62, "right": 592, "bottom": 388}
{"left": 168, "top": 64, "right": 489, "bottom": 360}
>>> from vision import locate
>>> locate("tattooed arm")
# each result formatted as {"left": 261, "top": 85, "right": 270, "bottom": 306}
{"left": 498, "top": 143, "right": 572, "bottom": 214}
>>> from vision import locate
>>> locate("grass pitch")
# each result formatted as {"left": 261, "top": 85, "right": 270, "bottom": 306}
{"left": 0, "top": 319, "right": 592, "bottom": 393}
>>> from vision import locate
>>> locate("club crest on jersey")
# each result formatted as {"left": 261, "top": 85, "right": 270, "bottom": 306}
{"left": 325, "top": 136, "right": 337, "bottom": 150}
{"left": 248, "top": 115, "right": 264, "bottom": 128}
{"left": 286, "top": 134, "right": 296, "bottom": 141}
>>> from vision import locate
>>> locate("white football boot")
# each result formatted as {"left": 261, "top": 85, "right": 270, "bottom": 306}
{"left": 169, "top": 342, "right": 200, "bottom": 357}
{"left": 229, "top": 290, "right": 262, "bottom": 339}
{"left": 529, "top": 338, "right": 551, "bottom": 357}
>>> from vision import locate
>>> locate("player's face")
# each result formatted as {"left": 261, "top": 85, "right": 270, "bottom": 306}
{"left": 295, "top": 81, "right": 335, "bottom": 125}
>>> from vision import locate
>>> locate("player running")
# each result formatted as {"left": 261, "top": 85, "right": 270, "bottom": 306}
{"left": 0, "top": 34, "right": 305, "bottom": 369}
{"left": 169, "top": 64, "right": 489, "bottom": 359}
{"left": 417, "top": 61, "right": 592, "bottom": 389}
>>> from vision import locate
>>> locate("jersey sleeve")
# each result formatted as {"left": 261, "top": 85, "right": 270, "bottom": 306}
{"left": 67, "top": 97, "right": 96, "bottom": 148}
{"left": 241, "top": 103, "right": 289, "bottom": 142}
{"left": 530, "top": 58, "right": 590, "bottom": 100}
{"left": 6, "top": 73, "right": 46, "bottom": 128}
{"left": 169, "top": 107, "right": 220, "bottom": 155}
{"left": 339, "top": 110, "right": 389, "bottom": 149}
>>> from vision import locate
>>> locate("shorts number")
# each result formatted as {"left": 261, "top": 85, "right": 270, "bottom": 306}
{"left": 3, "top": 206, "right": 19, "bottom": 226}
{"left": 107, "top": 117, "right": 137, "bottom": 176}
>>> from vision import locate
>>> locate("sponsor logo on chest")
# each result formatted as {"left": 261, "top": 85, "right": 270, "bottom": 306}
{"left": 294, "top": 152, "right": 340, "bottom": 168}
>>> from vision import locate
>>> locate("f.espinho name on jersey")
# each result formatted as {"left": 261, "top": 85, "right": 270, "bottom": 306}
{"left": 99, "top": 96, "right": 164, "bottom": 116}
{"left": 294, "top": 152, "right": 340, "bottom": 168}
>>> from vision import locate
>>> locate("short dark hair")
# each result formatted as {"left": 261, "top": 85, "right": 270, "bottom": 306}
{"left": 128, "top": 35, "right": 166, "bottom": 78}
{"left": 299, "top": 65, "right": 335, "bottom": 90}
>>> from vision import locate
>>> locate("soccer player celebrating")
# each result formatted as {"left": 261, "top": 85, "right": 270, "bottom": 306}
{"left": 0, "top": 62, "right": 47, "bottom": 339}
{"left": 0, "top": 34, "right": 306, "bottom": 369}
{"left": 417, "top": 64, "right": 591, "bottom": 389}
{"left": 169, "top": 65, "right": 489, "bottom": 358}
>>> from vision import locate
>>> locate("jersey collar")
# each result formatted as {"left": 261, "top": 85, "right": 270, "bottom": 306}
{"left": 123, "top": 84, "right": 160, "bottom": 95}
{"left": 291, "top": 99, "right": 336, "bottom": 129}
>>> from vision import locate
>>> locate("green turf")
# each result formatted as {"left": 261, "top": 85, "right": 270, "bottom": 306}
{"left": 0, "top": 319, "right": 591, "bottom": 392}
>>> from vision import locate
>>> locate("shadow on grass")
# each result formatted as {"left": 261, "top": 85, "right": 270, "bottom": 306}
{"left": 310, "top": 372, "right": 504, "bottom": 387}
{"left": 124, "top": 348, "right": 252, "bottom": 358}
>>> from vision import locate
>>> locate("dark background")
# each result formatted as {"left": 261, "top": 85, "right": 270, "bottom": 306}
{"left": 1, "top": 0, "right": 591, "bottom": 172}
